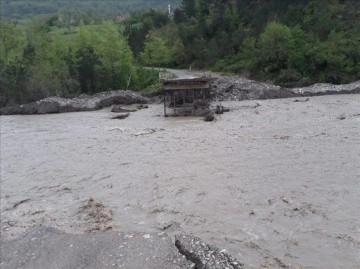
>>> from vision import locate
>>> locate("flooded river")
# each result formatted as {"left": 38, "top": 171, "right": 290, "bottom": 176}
{"left": 1, "top": 95, "right": 360, "bottom": 268}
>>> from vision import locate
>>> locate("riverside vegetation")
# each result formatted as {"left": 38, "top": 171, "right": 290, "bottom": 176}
{"left": 1, "top": 0, "right": 359, "bottom": 107}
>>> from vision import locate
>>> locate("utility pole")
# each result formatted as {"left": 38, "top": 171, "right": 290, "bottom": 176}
{"left": 168, "top": 1, "right": 171, "bottom": 17}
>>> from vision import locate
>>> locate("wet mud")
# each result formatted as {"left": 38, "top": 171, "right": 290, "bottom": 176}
{"left": 1, "top": 95, "right": 359, "bottom": 268}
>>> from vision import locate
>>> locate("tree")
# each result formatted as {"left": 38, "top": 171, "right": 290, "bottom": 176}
{"left": 140, "top": 31, "right": 171, "bottom": 67}
{"left": 287, "top": 25, "right": 307, "bottom": 74}
{"left": 173, "top": 8, "right": 187, "bottom": 24}
{"left": 238, "top": 37, "right": 258, "bottom": 71}
{"left": 258, "top": 21, "right": 293, "bottom": 73}
{"left": 4, "top": 56, "right": 30, "bottom": 104}
{"left": 195, "top": 0, "right": 208, "bottom": 21}
{"left": 75, "top": 46, "right": 100, "bottom": 94}
{"left": 181, "top": 0, "right": 195, "bottom": 19}
{"left": 171, "top": 38, "right": 186, "bottom": 65}
{"left": 0, "top": 22, "right": 23, "bottom": 62}
{"left": 72, "top": 26, "right": 101, "bottom": 93}
{"left": 303, "top": 0, "right": 344, "bottom": 41}
{"left": 98, "top": 22, "right": 137, "bottom": 90}
{"left": 309, "top": 30, "right": 359, "bottom": 83}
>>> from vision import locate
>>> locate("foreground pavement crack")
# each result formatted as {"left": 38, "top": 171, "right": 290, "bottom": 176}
{"left": 175, "top": 238, "right": 204, "bottom": 269}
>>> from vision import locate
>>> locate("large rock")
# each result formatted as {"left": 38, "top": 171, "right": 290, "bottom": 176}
{"left": 0, "top": 90, "right": 149, "bottom": 115}
{"left": 211, "top": 77, "right": 360, "bottom": 101}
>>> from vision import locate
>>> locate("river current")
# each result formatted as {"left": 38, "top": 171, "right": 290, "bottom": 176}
{"left": 1, "top": 95, "right": 359, "bottom": 268}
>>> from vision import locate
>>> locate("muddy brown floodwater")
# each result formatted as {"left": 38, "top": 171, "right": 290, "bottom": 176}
{"left": 1, "top": 95, "right": 360, "bottom": 269}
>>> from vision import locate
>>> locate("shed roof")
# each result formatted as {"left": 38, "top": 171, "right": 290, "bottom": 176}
{"left": 163, "top": 77, "right": 210, "bottom": 91}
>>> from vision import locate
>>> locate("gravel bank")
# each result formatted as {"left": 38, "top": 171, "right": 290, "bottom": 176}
{"left": 211, "top": 77, "right": 360, "bottom": 101}
{"left": 0, "top": 90, "right": 148, "bottom": 115}
{"left": 1, "top": 78, "right": 359, "bottom": 115}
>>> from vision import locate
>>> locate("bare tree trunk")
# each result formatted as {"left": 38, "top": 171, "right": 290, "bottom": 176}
{"left": 17, "top": 84, "right": 23, "bottom": 104}
{"left": 126, "top": 75, "right": 132, "bottom": 90}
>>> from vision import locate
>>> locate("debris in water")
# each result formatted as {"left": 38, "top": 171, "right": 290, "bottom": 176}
{"left": 78, "top": 198, "right": 120, "bottom": 233}
{"left": 280, "top": 196, "right": 289, "bottom": 204}
{"left": 133, "top": 128, "right": 164, "bottom": 136}
{"left": 137, "top": 104, "right": 149, "bottom": 110}
{"left": 238, "top": 103, "right": 261, "bottom": 110}
{"left": 12, "top": 199, "right": 31, "bottom": 209}
{"left": 111, "top": 113, "right": 130, "bottom": 120}
{"left": 111, "top": 105, "right": 137, "bottom": 113}
{"left": 143, "top": 234, "right": 151, "bottom": 239}
{"left": 107, "top": 127, "right": 127, "bottom": 132}
{"left": 215, "top": 105, "right": 230, "bottom": 114}
{"left": 204, "top": 114, "right": 215, "bottom": 122}
{"left": 293, "top": 98, "right": 310, "bottom": 102}
{"left": 274, "top": 135, "right": 291, "bottom": 140}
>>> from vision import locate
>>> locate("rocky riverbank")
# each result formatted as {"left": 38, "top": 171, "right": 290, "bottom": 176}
{"left": 1, "top": 77, "right": 359, "bottom": 115}
{"left": 0, "top": 90, "right": 148, "bottom": 115}
{"left": 211, "top": 77, "right": 360, "bottom": 101}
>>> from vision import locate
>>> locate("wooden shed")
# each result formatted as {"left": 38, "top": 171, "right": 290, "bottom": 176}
{"left": 162, "top": 77, "right": 210, "bottom": 117}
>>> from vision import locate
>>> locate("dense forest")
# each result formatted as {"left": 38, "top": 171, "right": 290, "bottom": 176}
{"left": 129, "top": 0, "right": 360, "bottom": 85}
{"left": 0, "top": 0, "right": 359, "bottom": 107}
{"left": 0, "top": 1, "right": 177, "bottom": 107}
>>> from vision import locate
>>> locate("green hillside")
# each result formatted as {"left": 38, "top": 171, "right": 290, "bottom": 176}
{"left": 130, "top": 0, "right": 360, "bottom": 85}
{"left": 0, "top": 0, "right": 181, "bottom": 20}
{"left": 1, "top": 0, "right": 359, "bottom": 108}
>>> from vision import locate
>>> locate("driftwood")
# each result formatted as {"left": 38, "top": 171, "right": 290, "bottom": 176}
{"left": 137, "top": 104, "right": 149, "bottom": 110}
{"left": 293, "top": 98, "right": 310, "bottom": 103}
{"left": 12, "top": 199, "right": 31, "bottom": 209}
{"left": 133, "top": 128, "right": 157, "bottom": 136}
{"left": 194, "top": 100, "right": 209, "bottom": 110}
{"left": 215, "top": 105, "right": 230, "bottom": 114}
{"left": 204, "top": 114, "right": 215, "bottom": 122}
{"left": 111, "top": 105, "right": 137, "bottom": 113}
{"left": 111, "top": 113, "right": 130, "bottom": 120}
